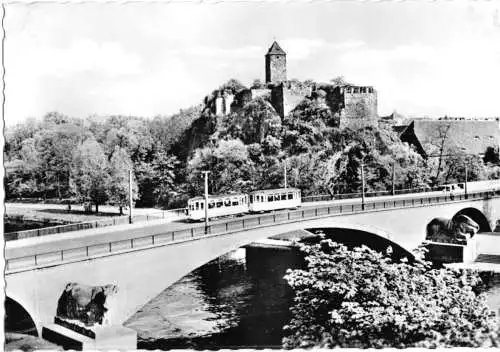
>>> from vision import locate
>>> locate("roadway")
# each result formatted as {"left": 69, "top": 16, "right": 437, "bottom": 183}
{"left": 7, "top": 180, "right": 499, "bottom": 259}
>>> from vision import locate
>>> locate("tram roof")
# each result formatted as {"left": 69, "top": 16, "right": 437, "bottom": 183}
{"left": 188, "top": 193, "right": 247, "bottom": 202}
{"left": 249, "top": 187, "right": 301, "bottom": 195}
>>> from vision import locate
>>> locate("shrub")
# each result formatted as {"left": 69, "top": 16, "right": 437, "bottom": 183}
{"left": 283, "top": 240, "right": 498, "bottom": 348}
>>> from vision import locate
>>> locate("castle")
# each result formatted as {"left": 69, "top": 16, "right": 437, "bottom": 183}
{"left": 210, "top": 41, "right": 378, "bottom": 129}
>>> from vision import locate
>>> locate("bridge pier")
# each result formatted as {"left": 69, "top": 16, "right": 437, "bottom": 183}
{"left": 482, "top": 197, "right": 499, "bottom": 231}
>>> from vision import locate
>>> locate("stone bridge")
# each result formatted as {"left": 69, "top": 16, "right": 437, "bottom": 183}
{"left": 5, "top": 190, "right": 500, "bottom": 339}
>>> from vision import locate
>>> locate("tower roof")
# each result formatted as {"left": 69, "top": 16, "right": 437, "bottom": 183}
{"left": 266, "top": 41, "right": 286, "bottom": 55}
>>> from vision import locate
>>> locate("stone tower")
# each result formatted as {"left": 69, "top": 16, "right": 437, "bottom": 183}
{"left": 265, "top": 41, "right": 287, "bottom": 84}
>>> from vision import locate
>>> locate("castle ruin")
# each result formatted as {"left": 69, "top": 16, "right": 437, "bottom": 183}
{"left": 210, "top": 41, "right": 378, "bottom": 129}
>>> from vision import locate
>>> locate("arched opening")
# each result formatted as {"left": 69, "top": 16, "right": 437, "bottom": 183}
{"left": 303, "top": 227, "right": 415, "bottom": 262}
{"left": 4, "top": 297, "right": 37, "bottom": 337}
{"left": 454, "top": 208, "right": 492, "bottom": 233}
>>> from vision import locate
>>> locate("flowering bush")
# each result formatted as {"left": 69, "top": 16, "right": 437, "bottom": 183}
{"left": 283, "top": 240, "right": 498, "bottom": 348}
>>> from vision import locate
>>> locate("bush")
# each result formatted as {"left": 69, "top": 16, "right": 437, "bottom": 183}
{"left": 283, "top": 240, "right": 498, "bottom": 348}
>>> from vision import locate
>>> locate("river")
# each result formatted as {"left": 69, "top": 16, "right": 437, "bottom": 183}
{"left": 125, "top": 244, "right": 500, "bottom": 350}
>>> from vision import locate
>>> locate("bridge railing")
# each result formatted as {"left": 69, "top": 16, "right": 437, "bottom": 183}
{"left": 4, "top": 208, "right": 187, "bottom": 242}
{"left": 301, "top": 186, "right": 446, "bottom": 203}
{"left": 6, "top": 189, "right": 500, "bottom": 273}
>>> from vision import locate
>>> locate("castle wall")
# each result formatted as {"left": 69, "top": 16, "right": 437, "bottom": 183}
{"left": 325, "top": 86, "right": 378, "bottom": 130}
{"left": 251, "top": 88, "right": 271, "bottom": 100}
{"left": 270, "top": 83, "right": 311, "bottom": 118}
{"left": 341, "top": 90, "right": 378, "bottom": 129}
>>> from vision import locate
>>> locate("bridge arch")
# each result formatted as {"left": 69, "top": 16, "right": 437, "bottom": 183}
{"left": 303, "top": 225, "right": 415, "bottom": 262}
{"left": 5, "top": 296, "right": 38, "bottom": 337}
{"left": 453, "top": 207, "right": 492, "bottom": 233}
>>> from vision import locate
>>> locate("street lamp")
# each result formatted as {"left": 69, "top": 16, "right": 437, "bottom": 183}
{"left": 129, "top": 169, "right": 133, "bottom": 224}
{"left": 361, "top": 161, "right": 366, "bottom": 210}
{"left": 201, "top": 171, "right": 210, "bottom": 232}
{"left": 283, "top": 160, "right": 287, "bottom": 190}
{"left": 464, "top": 162, "right": 468, "bottom": 199}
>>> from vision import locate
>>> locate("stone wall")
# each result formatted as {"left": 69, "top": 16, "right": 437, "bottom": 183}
{"left": 270, "top": 82, "right": 312, "bottom": 118}
{"left": 325, "top": 86, "right": 378, "bottom": 129}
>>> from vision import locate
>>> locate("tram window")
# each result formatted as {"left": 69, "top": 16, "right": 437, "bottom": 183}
{"left": 209, "top": 202, "right": 215, "bottom": 209}
{"left": 268, "top": 195, "right": 273, "bottom": 202}
{"left": 249, "top": 195, "right": 253, "bottom": 203}
{"left": 281, "top": 193, "right": 287, "bottom": 200}
{"left": 232, "top": 198, "right": 239, "bottom": 206}
{"left": 224, "top": 198, "right": 231, "bottom": 207}
{"left": 288, "top": 193, "right": 293, "bottom": 200}
{"left": 216, "top": 201, "right": 223, "bottom": 208}
{"left": 200, "top": 202, "right": 204, "bottom": 209}
{"left": 195, "top": 202, "right": 199, "bottom": 210}
{"left": 274, "top": 194, "right": 280, "bottom": 201}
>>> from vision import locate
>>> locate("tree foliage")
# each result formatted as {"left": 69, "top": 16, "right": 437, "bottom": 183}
{"left": 283, "top": 240, "right": 498, "bottom": 348}
{"left": 70, "top": 139, "right": 110, "bottom": 212}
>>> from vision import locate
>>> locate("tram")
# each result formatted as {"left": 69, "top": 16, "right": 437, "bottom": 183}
{"left": 249, "top": 188, "right": 301, "bottom": 212}
{"left": 187, "top": 193, "right": 249, "bottom": 221}
{"left": 186, "top": 188, "right": 302, "bottom": 221}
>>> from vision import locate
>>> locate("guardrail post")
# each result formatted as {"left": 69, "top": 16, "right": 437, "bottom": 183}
{"left": 242, "top": 219, "right": 245, "bottom": 227}
{"left": 273, "top": 214, "right": 276, "bottom": 222}
{"left": 172, "top": 231, "right": 175, "bottom": 240}
{"left": 61, "top": 251, "right": 64, "bottom": 261}
{"left": 403, "top": 199, "right": 405, "bottom": 207}
{"left": 86, "top": 246, "right": 89, "bottom": 257}
{"left": 153, "top": 235, "right": 156, "bottom": 244}
{"left": 383, "top": 201, "right": 385, "bottom": 208}
{"left": 327, "top": 207, "right": 330, "bottom": 215}
{"left": 37, "top": 229, "right": 40, "bottom": 237}
{"left": 288, "top": 212, "right": 291, "bottom": 220}
{"left": 226, "top": 223, "right": 228, "bottom": 231}
{"left": 191, "top": 228, "right": 194, "bottom": 238}
{"left": 352, "top": 205, "right": 354, "bottom": 212}
{"left": 258, "top": 217, "right": 261, "bottom": 225}
{"left": 315, "top": 208, "right": 318, "bottom": 217}
{"left": 109, "top": 242, "right": 112, "bottom": 252}
{"left": 301, "top": 211, "right": 304, "bottom": 218}
{"left": 412, "top": 199, "right": 414, "bottom": 206}
{"left": 340, "top": 205, "right": 342, "bottom": 213}
{"left": 131, "top": 239, "right": 134, "bottom": 248}
{"left": 34, "top": 255, "right": 37, "bottom": 266}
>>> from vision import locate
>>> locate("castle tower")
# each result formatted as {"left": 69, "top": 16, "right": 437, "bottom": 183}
{"left": 265, "top": 41, "right": 287, "bottom": 84}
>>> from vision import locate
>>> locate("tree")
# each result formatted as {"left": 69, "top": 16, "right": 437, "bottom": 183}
{"left": 136, "top": 147, "right": 180, "bottom": 208}
{"left": 283, "top": 240, "right": 498, "bottom": 348}
{"left": 107, "top": 146, "right": 138, "bottom": 215}
{"left": 186, "top": 139, "right": 254, "bottom": 195}
{"left": 70, "top": 139, "right": 110, "bottom": 213}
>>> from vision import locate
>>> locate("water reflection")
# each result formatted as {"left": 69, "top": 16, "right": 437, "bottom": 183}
{"left": 125, "top": 247, "right": 300, "bottom": 349}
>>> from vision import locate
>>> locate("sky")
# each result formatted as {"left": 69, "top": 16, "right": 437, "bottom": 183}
{"left": 4, "top": 1, "right": 500, "bottom": 126}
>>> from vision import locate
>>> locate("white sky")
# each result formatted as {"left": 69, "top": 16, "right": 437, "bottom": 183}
{"left": 4, "top": 1, "right": 500, "bottom": 126}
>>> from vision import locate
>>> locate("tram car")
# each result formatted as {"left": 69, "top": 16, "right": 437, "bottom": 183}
{"left": 187, "top": 193, "right": 249, "bottom": 221}
{"left": 249, "top": 188, "right": 301, "bottom": 212}
{"left": 186, "top": 188, "right": 302, "bottom": 221}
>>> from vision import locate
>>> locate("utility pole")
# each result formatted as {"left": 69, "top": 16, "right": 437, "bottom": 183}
{"left": 464, "top": 162, "right": 468, "bottom": 199}
{"left": 361, "top": 162, "right": 366, "bottom": 211}
{"left": 392, "top": 162, "right": 396, "bottom": 196}
{"left": 202, "top": 171, "right": 210, "bottom": 232}
{"left": 129, "top": 169, "right": 133, "bottom": 224}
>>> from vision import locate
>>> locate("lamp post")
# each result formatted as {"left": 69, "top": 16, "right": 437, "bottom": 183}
{"left": 361, "top": 161, "right": 366, "bottom": 211}
{"left": 202, "top": 171, "right": 210, "bottom": 232}
{"left": 464, "top": 162, "right": 468, "bottom": 199}
{"left": 128, "top": 169, "right": 133, "bottom": 224}
{"left": 284, "top": 161, "right": 287, "bottom": 190}
{"left": 392, "top": 162, "right": 396, "bottom": 196}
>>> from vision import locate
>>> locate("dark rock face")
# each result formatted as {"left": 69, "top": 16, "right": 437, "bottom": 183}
{"left": 56, "top": 282, "right": 118, "bottom": 327}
